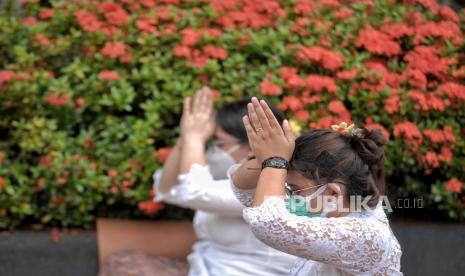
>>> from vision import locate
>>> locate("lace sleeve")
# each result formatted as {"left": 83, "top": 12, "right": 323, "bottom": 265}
{"left": 243, "top": 197, "right": 392, "bottom": 274}
{"left": 227, "top": 164, "right": 256, "bottom": 207}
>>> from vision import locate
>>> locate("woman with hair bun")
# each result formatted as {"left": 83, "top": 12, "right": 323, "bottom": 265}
{"left": 229, "top": 97, "right": 402, "bottom": 275}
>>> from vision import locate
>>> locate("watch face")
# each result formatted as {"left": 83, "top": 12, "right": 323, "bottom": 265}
{"left": 267, "top": 158, "right": 287, "bottom": 168}
{"left": 270, "top": 159, "right": 284, "bottom": 167}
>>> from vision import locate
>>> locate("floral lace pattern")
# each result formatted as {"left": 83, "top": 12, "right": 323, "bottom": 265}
{"left": 228, "top": 165, "right": 402, "bottom": 275}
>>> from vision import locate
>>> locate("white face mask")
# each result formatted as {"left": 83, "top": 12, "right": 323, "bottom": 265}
{"left": 205, "top": 144, "right": 242, "bottom": 180}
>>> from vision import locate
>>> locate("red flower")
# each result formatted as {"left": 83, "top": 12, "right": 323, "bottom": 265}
{"left": 293, "top": 110, "right": 310, "bottom": 122}
{"left": 181, "top": 28, "right": 200, "bottom": 46}
{"left": 405, "top": 69, "right": 427, "bottom": 90}
{"left": 74, "top": 10, "right": 102, "bottom": 32}
{"left": 333, "top": 7, "right": 353, "bottom": 20}
{"left": 100, "top": 42, "right": 131, "bottom": 62}
{"left": 438, "top": 146, "right": 453, "bottom": 163}
{"left": 306, "top": 75, "right": 337, "bottom": 93}
{"left": 136, "top": 18, "right": 157, "bottom": 33}
{"left": 336, "top": 69, "right": 358, "bottom": 80}
{"left": 45, "top": 92, "right": 70, "bottom": 107}
{"left": 155, "top": 147, "right": 172, "bottom": 162}
{"left": 0, "top": 70, "right": 15, "bottom": 83}
{"left": 0, "top": 177, "right": 5, "bottom": 190}
{"left": 279, "top": 96, "right": 303, "bottom": 111}
{"left": 294, "top": 0, "right": 312, "bottom": 15}
{"left": 438, "top": 6, "right": 460, "bottom": 23}
{"left": 356, "top": 25, "right": 401, "bottom": 57}
{"left": 413, "top": 21, "right": 462, "bottom": 46}
{"left": 443, "top": 126, "right": 456, "bottom": 144}
{"left": 99, "top": 2, "right": 129, "bottom": 26}
{"left": 107, "top": 169, "right": 118, "bottom": 178}
{"left": 409, "top": 90, "right": 446, "bottom": 112}
{"left": 328, "top": 100, "right": 351, "bottom": 120}
{"left": 393, "top": 121, "right": 423, "bottom": 146}
{"left": 445, "top": 178, "right": 462, "bottom": 193}
{"left": 39, "top": 8, "right": 54, "bottom": 20}
{"left": 384, "top": 95, "right": 400, "bottom": 114}
{"left": 260, "top": 81, "right": 282, "bottom": 96}
{"left": 380, "top": 22, "right": 413, "bottom": 39}
{"left": 404, "top": 46, "right": 453, "bottom": 79}
{"left": 295, "top": 46, "right": 344, "bottom": 71}
{"left": 23, "top": 17, "right": 37, "bottom": 26}
{"left": 423, "top": 151, "right": 440, "bottom": 168}
{"left": 203, "top": 45, "right": 228, "bottom": 60}
{"left": 98, "top": 70, "right": 120, "bottom": 81}
{"left": 138, "top": 200, "right": 164, "bottom": 215}
{"left": 438, "top": 82, "right": 465, "bottom": 101}
{"left": 423, "top": 128, "right": 445, "bottom": 143}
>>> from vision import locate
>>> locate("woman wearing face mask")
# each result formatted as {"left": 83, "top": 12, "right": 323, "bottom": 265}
{"left": 229, "top": 97, "right": 403, "bottom": 275}
{"left": 150, "top": 88, "right": 296, "bottom": 275}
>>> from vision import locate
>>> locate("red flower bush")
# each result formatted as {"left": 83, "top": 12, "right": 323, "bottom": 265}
{"left": 0, "top": 0, "right": 464, "bottom": 228}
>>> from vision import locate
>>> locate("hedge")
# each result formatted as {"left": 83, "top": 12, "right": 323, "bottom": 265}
{"left": 0, "top": 0, "right": 464, "bottom": 230}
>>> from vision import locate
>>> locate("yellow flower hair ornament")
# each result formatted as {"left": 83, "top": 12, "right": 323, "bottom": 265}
{"left": 331, "top": 122, "right": 364, "bottom": 138}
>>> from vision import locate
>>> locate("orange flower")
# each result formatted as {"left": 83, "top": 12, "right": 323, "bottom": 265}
{"left": 0, "top": 152, "right": 4, "bottom": 165}
{"left": 138, "top": 200, "right": 164, "bottom": 215}
{"left": 328, "top": 100, "right": 351, "bottom": 120}
{"left": 203, "top": 45, "right": 228, "bottom": 60}
{"left": 100, "top": 42, "right": 131, "bottom": 61}
{"left": 107, "top": 169, "right": 118, "bottom": 178}
{"left": 260, "top": 81, "right": 282, "bottom": 96}
{"left": 39, "top": 8, "right": 54, "bottom": 20}
{"left": 393, "top": 121, "right": 423, "bottom": 146}
{"left": 98, "top": 70, "right": 121, "bottom": 81}
{"left": 445, "top": 178, "right": 462, "bottom": 193}
{"left": 45, "top": 92, "right": 70, "bottom": 107}
{"left": 99, "top": 2, "right": 129, "bottom": 26}
{"left": 155, "top": 147, "right": 172, "bottom": 162}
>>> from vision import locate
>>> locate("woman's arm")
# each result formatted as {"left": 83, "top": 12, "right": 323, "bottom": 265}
{"left": 230, "top": 158, "right": 261, "bottom": 190}
{"left": 157, "top": 139, "right": 182, "bottom": 193}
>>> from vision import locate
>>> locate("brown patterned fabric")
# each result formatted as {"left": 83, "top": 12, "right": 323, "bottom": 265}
{"left": 99, "top": 250, "right": 189, "bottom": 276}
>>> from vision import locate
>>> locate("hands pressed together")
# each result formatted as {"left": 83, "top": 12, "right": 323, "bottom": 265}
{"left": 243, "top": 97, "right": 296, "bottom": 164}
{"left": 179, "top": 86, "right": 295, "bottom": 164}
{"left": 180, "top": 87, "right": 215, "bottom": 144}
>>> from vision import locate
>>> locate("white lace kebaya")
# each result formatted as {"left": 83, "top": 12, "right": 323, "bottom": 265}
{"left": 227, "top": 164, "right": 403, "bottom": 276}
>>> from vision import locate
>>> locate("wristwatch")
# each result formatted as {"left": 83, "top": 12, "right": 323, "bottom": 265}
{"left": 261, "top": 156, "right": 289, "bottom": 170}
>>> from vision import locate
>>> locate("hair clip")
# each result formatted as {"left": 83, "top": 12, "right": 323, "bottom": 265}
{"left": 331, "top": 122, "right": 364, "bottom": 138}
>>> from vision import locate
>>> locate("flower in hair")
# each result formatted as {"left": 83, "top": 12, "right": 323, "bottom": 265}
{"left": 331, "top": 121, "right": 364, "bottom": 138}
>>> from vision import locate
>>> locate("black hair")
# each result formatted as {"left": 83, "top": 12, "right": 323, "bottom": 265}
{"left": 216, "top": 97, "right": 285, "bottom": 144}
{"left": 290, "top": 127, "right": 388, "bottom": 207}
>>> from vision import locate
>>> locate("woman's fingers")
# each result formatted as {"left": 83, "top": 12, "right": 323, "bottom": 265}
{"left": 183, "top": 96, "right": 192, "bottom": 116}
{"left": 203, "top": 88, "right": 214, "bottom": 116}
{"left": 260, "top": 99, "right": 281, "bottom": 131}
{"left": 251, "top": 97, "right": 272, "bottom": 131}
{"left": 282, "top": 120, "right": 296, "bottom": 143}
{"left": 192, "top": 88, "right": 205, "bottom": 114}
{"left": 243, "top": 115, "right": 257, "bottom": 143}
{"left": 247, "top": 102, "right": 262, "bottom": 132}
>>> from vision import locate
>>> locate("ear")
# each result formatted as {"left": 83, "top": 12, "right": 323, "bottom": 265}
{"left": 326, "top": 183, "right": 343, "bottom": 197}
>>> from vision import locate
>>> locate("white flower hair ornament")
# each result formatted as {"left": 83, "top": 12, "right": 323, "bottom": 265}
{"left": 331, "top": 122, "right": 364, "bottom": 138}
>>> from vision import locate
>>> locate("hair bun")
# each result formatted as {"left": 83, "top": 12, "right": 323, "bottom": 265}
{"left": 351, "top": 127, "right": 387, "bottom": 167}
